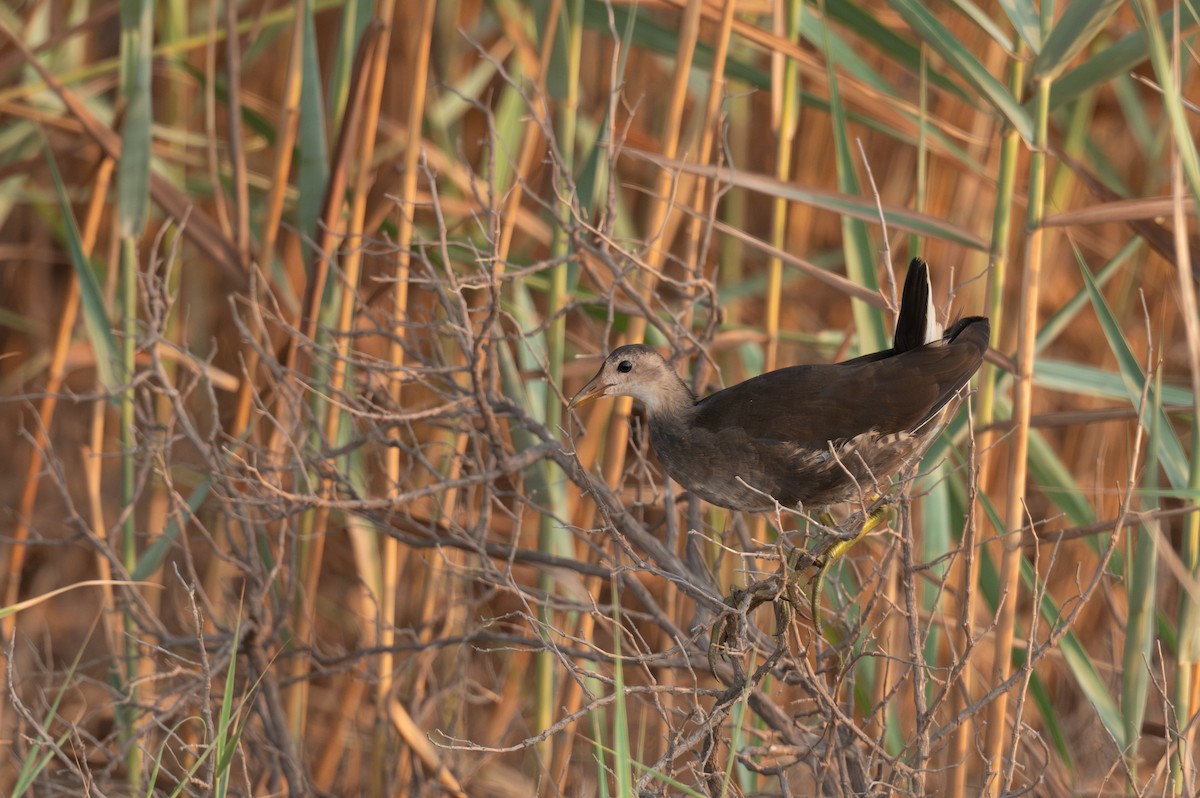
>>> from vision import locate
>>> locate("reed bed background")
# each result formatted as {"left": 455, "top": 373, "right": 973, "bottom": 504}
{"left": 1, "top": 0, "right": 1198, "bottom": 795}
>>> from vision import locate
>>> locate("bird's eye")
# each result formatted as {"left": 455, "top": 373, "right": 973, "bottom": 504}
{"left": 617, "top": 360, "right": 633, "bottom": 373}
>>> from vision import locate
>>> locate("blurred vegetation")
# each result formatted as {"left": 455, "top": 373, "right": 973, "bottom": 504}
{"left": 1, "top": 0, "right": 1199, "bottom": 795}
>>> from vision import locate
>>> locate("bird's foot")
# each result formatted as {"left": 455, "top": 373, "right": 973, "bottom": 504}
{"left": 708, "top": 563, "right": 801, "bottom": 681}
{"left": 708, "top": 501, "right": 889, "bottom": 680}
{"left": 708, "top": 585, "right": 756, "bottom": 681}
{"left": 805, "top": 504, "right": 891, "bottom": 637}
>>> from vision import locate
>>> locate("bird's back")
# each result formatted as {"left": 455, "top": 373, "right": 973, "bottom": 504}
{"left": 692, "top": 316, "right": 988, "bottom": 447}
{"left": 660, "top": 315, "right": 989, "bottom": 512}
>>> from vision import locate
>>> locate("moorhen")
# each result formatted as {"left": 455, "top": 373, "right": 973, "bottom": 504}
{"left": 569, "top": 258, "right": 989, "bottom": 627}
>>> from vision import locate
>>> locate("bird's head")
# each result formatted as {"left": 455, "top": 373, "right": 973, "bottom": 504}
{"left": 568, "top": 344, "right": 690, "bottom": 416}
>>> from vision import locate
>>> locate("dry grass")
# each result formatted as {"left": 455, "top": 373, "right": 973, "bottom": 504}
{"left": 1, "top": 0, "right": 1199, "bottom": 795}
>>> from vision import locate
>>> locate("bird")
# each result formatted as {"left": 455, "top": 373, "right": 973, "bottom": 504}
{"left": 568, "top": 258, "right": 989, "bottom": 629}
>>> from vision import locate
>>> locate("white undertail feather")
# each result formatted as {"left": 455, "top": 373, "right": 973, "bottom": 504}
{"left": 924, "top": 283, "right": 943, "bottom": 344}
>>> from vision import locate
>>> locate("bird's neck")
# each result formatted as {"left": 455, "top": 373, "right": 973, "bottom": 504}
{"left": 640, "top": 375, "right": 697, "bottom": 421}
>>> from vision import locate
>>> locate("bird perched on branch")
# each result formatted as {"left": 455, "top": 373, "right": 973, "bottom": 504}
{"left": 569, "top": 258, "right": 989, "bottom": 632}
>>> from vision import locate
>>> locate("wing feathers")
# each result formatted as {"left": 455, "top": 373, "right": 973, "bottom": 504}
{"left": 694, "top": 317, "right": 989, "bottom": 448}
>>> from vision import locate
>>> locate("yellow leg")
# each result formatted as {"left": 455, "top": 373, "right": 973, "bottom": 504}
{"left": 809, "top": 505, "right": 890, "bottom": 636}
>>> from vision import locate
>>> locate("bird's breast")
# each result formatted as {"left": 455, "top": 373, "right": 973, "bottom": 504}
{"left": 644, "top": 418, "right": 925, "bottom": 514}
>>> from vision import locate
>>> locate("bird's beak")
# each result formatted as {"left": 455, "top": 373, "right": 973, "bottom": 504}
{"left": 568, "top": 371, "right": 609, "bottom": 409}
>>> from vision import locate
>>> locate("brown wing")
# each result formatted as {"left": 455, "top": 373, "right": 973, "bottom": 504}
{"left": 693, "top": 317, "right": 989, "bottom": 447}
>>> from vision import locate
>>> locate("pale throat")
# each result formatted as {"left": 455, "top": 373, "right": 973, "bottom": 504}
{"left": 634, "top": 375, "right": 696, "bottom": 419}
